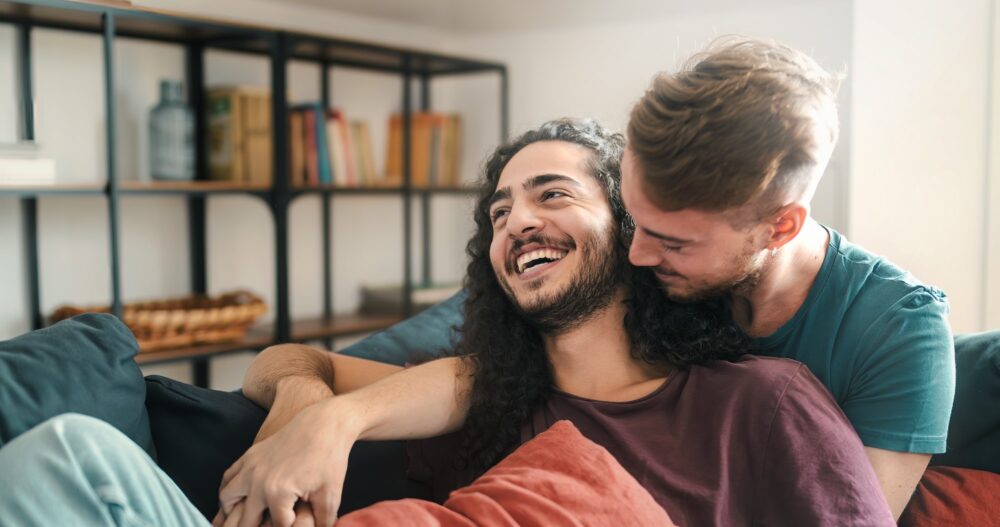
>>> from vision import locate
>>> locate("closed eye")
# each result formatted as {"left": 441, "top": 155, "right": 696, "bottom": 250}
{"left": 542, "top": 190, "right": 567, "bottom": 201}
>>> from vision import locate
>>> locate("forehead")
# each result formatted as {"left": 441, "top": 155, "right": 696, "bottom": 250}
{"left": 496, "top": 140, "right": 598, "bottom": 191}
{"left": 621, "top": 147, "right": 734, "bottom": 234}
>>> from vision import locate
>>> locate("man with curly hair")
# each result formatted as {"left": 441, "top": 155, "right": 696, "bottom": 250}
{"left": 219, "top": 118, "right": 894, "bottom": 526}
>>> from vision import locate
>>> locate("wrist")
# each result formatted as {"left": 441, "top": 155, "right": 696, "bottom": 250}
{"left": 316, "top": 394, "right": 366, "bottom": 442}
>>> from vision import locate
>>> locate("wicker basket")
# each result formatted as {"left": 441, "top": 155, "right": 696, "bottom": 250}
{"left": 50, "top": 290, "right": 268, "bottom": 352}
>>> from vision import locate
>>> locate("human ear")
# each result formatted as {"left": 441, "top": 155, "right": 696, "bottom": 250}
{"left": 766, "top": 203, "right": 808, "bottom": 249}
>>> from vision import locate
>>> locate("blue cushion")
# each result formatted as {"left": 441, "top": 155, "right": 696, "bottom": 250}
{"left": 0, "top": 313, "right": 153, "bottom": 455}
{"left": 145, "top": 376, "right": 266, "bottom": 518}
{"left": 338, "top": 291, "right": 465, "bottom": 365}
{"left": 932, "top": 330, "right": 1000, "bottom": 473}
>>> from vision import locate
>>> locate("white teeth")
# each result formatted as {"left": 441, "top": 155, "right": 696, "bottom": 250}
{"left": 516, "top": 249, "right": 568, "bottom": 273}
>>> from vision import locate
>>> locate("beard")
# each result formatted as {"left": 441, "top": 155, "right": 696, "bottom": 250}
{"left": 497, "top": 225, "right": 625, "bottom": 335}
{"left": 661, "top": 236, "right": 772, "bottom": 304}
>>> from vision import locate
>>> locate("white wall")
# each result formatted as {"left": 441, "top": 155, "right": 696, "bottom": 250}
{"left": 458, "top": 0, "right": 855, "bottom": 231}
{"left": 850, "top": 0, "right": 993, "bottom": 333}
{"left": 988, "top": 0, "right": 1000, "bottom": 330}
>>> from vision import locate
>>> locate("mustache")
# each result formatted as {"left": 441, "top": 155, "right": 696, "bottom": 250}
{"left": 506, "top": 233, "right": 576, "bottom": 274}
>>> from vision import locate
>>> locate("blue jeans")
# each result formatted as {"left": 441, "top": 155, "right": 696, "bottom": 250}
{"left": 0, "top": 414, "right": 209, "bottom": 527}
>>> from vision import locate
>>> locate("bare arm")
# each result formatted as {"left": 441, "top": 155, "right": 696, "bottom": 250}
{"left": 242, "top": 343, "right": 403, "bottom": 409}
{"left": 220, "top": 355, "right": 471, "bottom": 527}
{"left": 240, "top": 343, "right": 404, "bottom": 442}
{"left": 864, "top": 446, "right": 930, "bottom": 521}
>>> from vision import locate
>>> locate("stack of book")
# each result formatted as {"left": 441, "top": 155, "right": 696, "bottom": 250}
{"left": 289, "top": 104, "right": 377, "bottom": 187}
{"left": 359, "top": 282, "right": 462, "bottom": 315}
{"left": 207, "top": 86, "right": 272, "bottom": 185}
{"left": 385, "top": 112, "right": 462, "bottom": 188}
{"left": 0, "top": 142, "right": 56, "bottom": 185}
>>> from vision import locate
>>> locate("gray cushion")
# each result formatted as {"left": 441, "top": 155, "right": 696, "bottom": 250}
{"left": 0, "top": 313, "right": 153, "bottom": 455}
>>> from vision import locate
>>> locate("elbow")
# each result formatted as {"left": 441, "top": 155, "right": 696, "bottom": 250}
{"left": 243, "top": 343, "right": 333, "bottom": 407}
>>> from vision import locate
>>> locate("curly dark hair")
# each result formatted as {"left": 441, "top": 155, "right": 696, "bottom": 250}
{"left": 454, "top": 118, "right": 748, "bottom": 475}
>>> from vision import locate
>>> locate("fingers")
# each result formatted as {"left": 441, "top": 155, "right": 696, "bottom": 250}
{"left": 238, "top": 488, "right": 297, "bottom": 527}
{"left": 221, "top": 455, "right": 247, "bottom": 491}
{"left": 222, "top": 501, "right": 244, "bottom": 527}
{"left": 292, "top": 502, "right": 316, "bottom": 527}
{"left": 309, "top": 486, "right": 341, "bottom": 527}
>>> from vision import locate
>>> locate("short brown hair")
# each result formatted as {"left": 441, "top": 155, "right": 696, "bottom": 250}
{"left": 627, "top": 37, "right": 842, "bottom": 222}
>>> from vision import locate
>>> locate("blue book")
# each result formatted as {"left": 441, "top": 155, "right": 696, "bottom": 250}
{"left": 312, "top": 103, "right": 332, "bottom": 184}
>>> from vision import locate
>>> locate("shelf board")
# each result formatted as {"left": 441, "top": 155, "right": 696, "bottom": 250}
{"left": 133, "top": 327, "right": 273, "bottom": 365}
{"left": 1, "top": 1, "right": 503, "bottom": 76}
{"left": 118, "top": 180, "right": 271, "bottom": 195}
{"left": 291, "top": 313, "right": 403, "bottom": 342}
{"left": 132, "top": 312, "right": 401, "bottom": 365}
{"left": 0, "top": 181, "right": 105, "bottom": 196}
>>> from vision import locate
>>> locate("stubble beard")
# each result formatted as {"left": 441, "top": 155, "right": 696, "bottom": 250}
{"left": 661, "top": 238, "right": 772, "bottom": 304}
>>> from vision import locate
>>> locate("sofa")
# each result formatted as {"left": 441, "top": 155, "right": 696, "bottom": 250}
{"left": 0, "top": 293, "right": 998, "bottom": 524}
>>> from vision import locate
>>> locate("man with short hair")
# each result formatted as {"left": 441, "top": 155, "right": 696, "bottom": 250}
{"left": 223, "top": 38, "right": 954, "bottom": 523}
{"left": 623, "top": 38, "right": 954, "bottom": 518}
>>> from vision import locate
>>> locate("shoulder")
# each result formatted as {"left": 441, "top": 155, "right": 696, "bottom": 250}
{"left": 685, "top": 356, "right": 815, "bottom": 409}
{"left": 827, "top": 229, "right": 949, "bottom": 317}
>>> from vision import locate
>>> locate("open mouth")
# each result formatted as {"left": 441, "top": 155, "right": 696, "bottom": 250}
{"left": 516, "top": 248, "right": 568, "bottom": 275}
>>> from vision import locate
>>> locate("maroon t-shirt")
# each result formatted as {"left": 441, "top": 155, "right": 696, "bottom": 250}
{"left": 408, "top": 356, "right": 894, "bottom": 526}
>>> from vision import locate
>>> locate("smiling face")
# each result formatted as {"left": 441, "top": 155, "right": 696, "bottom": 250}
{"left": 621, "top": 148, "right": 773, "bottom": 303}
{"left": 487, "top": 140, "right": 623, "bottom": 332}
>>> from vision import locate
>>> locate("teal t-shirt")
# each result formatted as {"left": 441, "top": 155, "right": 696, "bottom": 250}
{"left": 753, "top": 227, "right": 955, "bottom": 454}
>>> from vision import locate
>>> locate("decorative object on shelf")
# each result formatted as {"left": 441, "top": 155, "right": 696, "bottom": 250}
{"left": 50, "top": 290, "right": 267, "bottom": 352}
{"left": 208, "top": 86, "right": 272, "bottom": 185}
{"left": 0, "top": 142, "right": 56, "bottom": 185}
{"left": 149, "top": 79, "right": 195, "bottom": 181}
{"left": 386, "top": 112, "right": 462, "bottom": 188}
{"left": 359, "top": 283, "right": 462, "bottom": 315}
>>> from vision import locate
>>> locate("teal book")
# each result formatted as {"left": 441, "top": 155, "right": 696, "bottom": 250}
{"left": 312, "top": 103, "right": 332, "bottom": 184}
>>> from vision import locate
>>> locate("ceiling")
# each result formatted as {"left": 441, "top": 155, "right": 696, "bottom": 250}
{"left": 270, "top": 0, "right": 813, "bottom": 33}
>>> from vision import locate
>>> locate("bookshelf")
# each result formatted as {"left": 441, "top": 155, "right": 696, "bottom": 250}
{"left": 2, "top": 0, "right": 508, "bottom": 386}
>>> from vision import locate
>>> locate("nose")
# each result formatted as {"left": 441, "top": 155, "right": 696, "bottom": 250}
{"left": 506, "top": 201, "right": 544, "bottom": 236}
{"left": 628, "top": 230, "right": 662, "bottom": 267}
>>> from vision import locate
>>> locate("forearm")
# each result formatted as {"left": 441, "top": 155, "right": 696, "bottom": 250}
{"left": 320, "top": 356, "right": 472, "bottom": 442}
{"left": 242, "top": 343, "right": 335, "bottom": 410}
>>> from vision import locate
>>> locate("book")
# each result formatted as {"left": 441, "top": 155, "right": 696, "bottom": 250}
{"left": 297, "top": 106, "right": 320, "bottom": 185}
{"left": 0, "top": 158, "right": 57, "bottom": 184}
{"left": 359, "top": 283, "right": 462, "bottom": 315}
{"left": 313, "top": 104, "right": 332, "bottom": 185}
{"left": 207, "top": 87, "right": 272, "bottom": 184}
{"left": 0, "top": 142, "right": 56, "bottom": 184}
{"left": 289, "top": 110, "right": 305, "bottom": 186}
{"left": 385, "top": 112, "right": 462, "bottom": 188}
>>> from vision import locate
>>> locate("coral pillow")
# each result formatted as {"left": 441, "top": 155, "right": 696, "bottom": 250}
{"left": 899, "top": 466, "right": 1000, "bottom": 527}
{"left": 338, "top": 420, "right": 674, "bottom": 526}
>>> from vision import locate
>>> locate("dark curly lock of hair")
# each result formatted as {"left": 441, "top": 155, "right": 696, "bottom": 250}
{"left": 453, "top": 118, "right": 748, "bottom": 477}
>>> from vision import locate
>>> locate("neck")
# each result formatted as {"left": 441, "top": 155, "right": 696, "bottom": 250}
{"left": 730, "top": 219, "right": 829, "bottom": 338}
{"left": 543, "top": 288, "right": 669, "bottom": 401}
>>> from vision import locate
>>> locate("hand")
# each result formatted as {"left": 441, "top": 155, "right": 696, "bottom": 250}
{"left": 219, "top": 399, "right": 360, "bottom": 527}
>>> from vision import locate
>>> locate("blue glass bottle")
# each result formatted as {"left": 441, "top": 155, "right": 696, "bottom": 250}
{"left": 149, "top": 79, "right": 195, "bottom": 181}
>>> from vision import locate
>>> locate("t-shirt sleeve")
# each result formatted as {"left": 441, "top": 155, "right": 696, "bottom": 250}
{"left": 757, "top": 364, "right": 895, "bottom": 526}
{"left": 842, "top": 289, "right": 955, "bottom": 454}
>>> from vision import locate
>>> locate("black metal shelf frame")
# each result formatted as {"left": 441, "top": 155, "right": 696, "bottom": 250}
{"left": 3, "top": 0, "right": 509, "bottom": 386}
